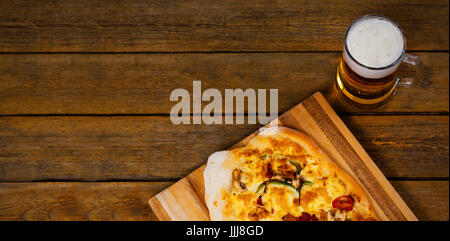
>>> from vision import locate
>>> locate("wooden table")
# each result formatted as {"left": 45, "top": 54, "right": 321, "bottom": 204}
{"left": 0, "top": 0, "right": 448, "bottom": 221}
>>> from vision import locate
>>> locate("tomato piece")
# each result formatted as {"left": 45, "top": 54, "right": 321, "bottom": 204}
{"left": 332, "top": 195, "right": 354, "bottom": 211}
{"left": 298, "top": 212, "right": 318, "bottom": 221}
{"left": 265, "top": 162, "right": 274, "bottom": 179}
{"left": 257, "top": 196, "right": 264, "bottom": 206}
{"left": 282, "top": 212, "right": 318, "bottom": 221}
{"left": 281, "top": 213, "right": 298, "bottom": 221}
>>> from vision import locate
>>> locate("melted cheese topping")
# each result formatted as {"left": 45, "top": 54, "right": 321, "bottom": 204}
{"left": 220, "top": 136, "right": 376, "bottom": 221}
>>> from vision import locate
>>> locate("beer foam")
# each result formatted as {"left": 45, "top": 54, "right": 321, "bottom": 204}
{"left": 346, "top": 17, "right": 404, "bottom": 68}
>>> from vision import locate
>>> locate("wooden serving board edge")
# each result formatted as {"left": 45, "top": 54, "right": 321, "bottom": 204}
{"left": 301, "top": 94, "right": 417, "bottom": 221}
{"left": 149, "top": 92, "right": 418, "bottom": 221}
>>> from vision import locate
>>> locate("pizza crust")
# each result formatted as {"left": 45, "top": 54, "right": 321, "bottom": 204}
{"left": 203, "top": 151, "right": 235, "bottom": 221}
{"left": 204, "top": 126, "right": 377, "bottom": 220}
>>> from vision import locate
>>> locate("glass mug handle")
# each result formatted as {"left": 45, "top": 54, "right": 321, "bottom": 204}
{"left": 398, "top": 53, "right": 424, "bottom": 88}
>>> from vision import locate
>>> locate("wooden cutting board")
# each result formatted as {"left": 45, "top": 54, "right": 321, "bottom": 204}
{"left": 149, "top": 92, "right": 417, "bottom": 221}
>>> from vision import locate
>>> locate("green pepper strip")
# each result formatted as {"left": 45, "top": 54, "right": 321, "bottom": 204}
{"left": 255, "top": 180, "right": 297, "bottom": 193}
{"left": 288, "top": 160, "right": 302, "bottom": 174}
{"left": 297, "top": 181, "right": 313, "bottom": 206}
{"left": 255, "top": 180, "right": 314, "bottom": 206}
{"left": 268, "top": 180, "right": 296, "bottom": 190}
{"left": 256, "top": 182, "right": 267, "bottom": 193}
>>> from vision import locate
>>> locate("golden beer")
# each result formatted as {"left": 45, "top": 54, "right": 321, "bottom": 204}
{"left": 336, "top": 57, "right": 400, "bottom": 108}
{"left": 334, "top": 15, "right": 423, "bottom": 109}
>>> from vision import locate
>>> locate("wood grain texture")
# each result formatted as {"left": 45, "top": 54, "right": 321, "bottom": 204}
{"left": 0, "top": 115, "right": 447, "bottom": 181}
{"left": 0, "top": 0, "right": 448, "bottom": 52}
{"left": 0, "top": 182, "right": 172, "bottom": 221}
{"left": 0, "top": 116, "right": 256, "bottom": 181}
{"left": 149, "top": 93, "right": 417, "bottom": 220}
{"left": 390, "top": 181, "right": 449, "bottom": 221}
{"left": 0, "top": 0, "right": 446, "bottom": 222}
{"left": 0, "top": 181, "right": 447, "bottom": 221}
{"left": 342, "top": 115, "right": 449, "bottom": 178}
{"left": 0, "top": 53, "right": 448, "bottom": 115}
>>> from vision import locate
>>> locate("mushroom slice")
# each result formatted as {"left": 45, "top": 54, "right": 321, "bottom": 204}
{"left": 327, "top": 209, "right": 347, "bottom": 221}
{"left": 232, "top": 169, "right": 247, "bottom": 191}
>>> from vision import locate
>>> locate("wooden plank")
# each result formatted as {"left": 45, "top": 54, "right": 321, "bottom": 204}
{"left": 0, "top": 181, "right": 447, "bottom": 221}
{"left": 391, "top": 181, "right": 449, "bottom": 221}
{"left": 0, "top": 182, "right": 172, "bottom": 221}
{"left": 0, "top": 115, "right": 447, "bottom": 181}
{"left": 0, "top": 0, "right": 447, "bottom": 52}
{"left": 342, "top": 115, "right": 449, "bottom": 179}
{"left": 0, "top": 116, "right": 256, "bottom": 181}
{"left": 149, "top": 93, "right": 418, "bottom": 220}
{"left": 0, "top": 52, "right": 447, "bottom": 115}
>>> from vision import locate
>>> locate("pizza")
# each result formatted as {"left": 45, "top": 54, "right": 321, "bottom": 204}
{"left": 203, "top": 126, "right": 378, "bottom": 221}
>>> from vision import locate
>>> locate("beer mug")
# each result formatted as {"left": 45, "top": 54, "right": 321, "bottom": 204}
{"left": 334, "top": 15, "right": 423, "bottom": 109}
